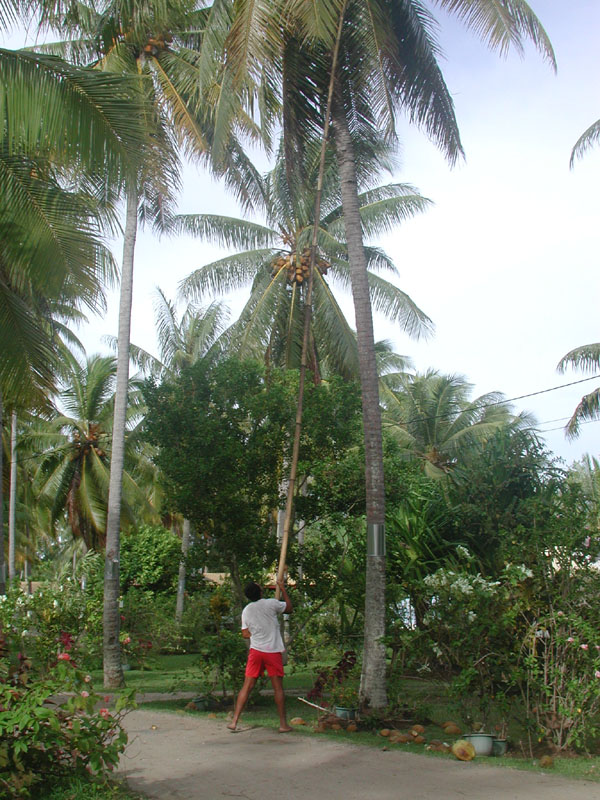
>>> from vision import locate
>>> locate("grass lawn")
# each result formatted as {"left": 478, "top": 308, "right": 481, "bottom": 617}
{"left": 90, "top": 654, "right": 316, "bottom": 696}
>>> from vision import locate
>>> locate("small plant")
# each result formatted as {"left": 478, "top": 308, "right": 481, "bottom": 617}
{"left": 306, "top": 650, "right": 357, "bottom": 703}
{"left": 330, "top": 681, "right": 359, "bottom": 708}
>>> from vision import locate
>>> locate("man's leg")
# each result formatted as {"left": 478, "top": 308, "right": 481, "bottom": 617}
{"left": 270, "top": 675, "right": 292, "bottom": 732}
{"left": 228, "top": 675, "right": 257, "bottom": 730}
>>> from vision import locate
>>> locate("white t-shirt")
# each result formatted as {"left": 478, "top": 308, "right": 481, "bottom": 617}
{"left": 241, "top": 598, "right": 287, "bottom": 653}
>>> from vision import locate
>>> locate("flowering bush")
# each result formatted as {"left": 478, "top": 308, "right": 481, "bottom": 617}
{"left": 0, "top": 655, "right": 135, "bottom": 798}
{"left": 420, "top": 561, "right": 532, "bottom": 727}
{"left": 518, "top": 605, "right": 600, "bottom": 751}
{"left": 0, "top": 557, "right": 104, "bottom": 673}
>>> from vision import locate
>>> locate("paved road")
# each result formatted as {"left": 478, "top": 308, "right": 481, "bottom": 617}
{"left": 118, "top": 709, "right": 598, "bottom": 800}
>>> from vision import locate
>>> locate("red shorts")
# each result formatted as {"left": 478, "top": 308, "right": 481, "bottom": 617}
{"left": 246, "top": 648, "right": 284, "bottom": 678}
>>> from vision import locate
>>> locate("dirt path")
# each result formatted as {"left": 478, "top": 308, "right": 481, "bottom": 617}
{"left": 118, "top": 709, "right": 596, "bottom": 799}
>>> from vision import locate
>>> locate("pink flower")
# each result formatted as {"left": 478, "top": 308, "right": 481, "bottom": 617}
{"left": 556, "top": 611, "right": 564, "bottom": 617}
{"left": 81, "top": 690, "right": 89, "bottom": 698}
{"left": 595, "top": 671, "right": 600, "bottom": 679}
{"left": 99, "top": 708, "right": 110, "bottom": 719}
{"left": 104, "top": 695, "right": 110, "bottom": 702}
{"left": 123, "top": 636, "right": 131, "bottom": 645}
{"left": 581, "top": 644, "right": 589, "bottom": 651}
{"left": 84, "top": 674, "right": 92, "bottom": 682}
{"left": 567, "top": 637, "right": 575, "bottom": 643}
{"left": 584, "top": 536, "right": 591, "bottom": 548}
{"left": 57, "top": 652, "right": 71, "bottom": 661}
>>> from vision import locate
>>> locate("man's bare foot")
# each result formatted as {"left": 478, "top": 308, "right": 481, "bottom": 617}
{"left": 279, "top": 725, "right": 292, "bottom": 733}
{"left": 227, "top": 722, "right": 237, "bottom": 731}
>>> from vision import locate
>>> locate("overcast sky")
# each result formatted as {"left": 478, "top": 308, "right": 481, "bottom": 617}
{"left": 4, "top": 1, "right": 599, "bottom": 466}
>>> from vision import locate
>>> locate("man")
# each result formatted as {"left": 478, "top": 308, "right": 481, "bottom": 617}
{"left": 227, "top": 578, "right": 292, "bottom": 732}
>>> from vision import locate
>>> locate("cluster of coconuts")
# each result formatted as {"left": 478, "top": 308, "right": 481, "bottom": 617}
{"left": 271, "top": 247, "right": 330, "bottom": 285}
{"left": 143, "top": 34, "right": 173, "bottom": 55}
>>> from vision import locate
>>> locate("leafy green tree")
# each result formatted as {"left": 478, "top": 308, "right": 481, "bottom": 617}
{"left": 120, "top": 288, "right": 229, "bottom": 619}
{"left": 144, "top": 358, "right": 364, "bottom": 605}
{"left": 447, "top": 426, "right": 560, "bottom": 574}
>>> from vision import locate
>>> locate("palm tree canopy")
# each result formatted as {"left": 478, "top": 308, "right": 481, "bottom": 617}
{"left": 382, "top": 369, "right": 522, "bottom": 477}
{"left": 176, "top": 142, "right": 433, "bottom": 379}
{"left": 557, "top": 343, "right": 600, "bottom": 439}
{"left": 29, "top": 354, "right": 153, "bottom": 549}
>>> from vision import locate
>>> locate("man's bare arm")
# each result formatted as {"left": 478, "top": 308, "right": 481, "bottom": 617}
{"left": 241, "top": 628, "right": 251, "bottom": 639}
{"left": 277, "top": 579, "right": 292, "bottom": 613}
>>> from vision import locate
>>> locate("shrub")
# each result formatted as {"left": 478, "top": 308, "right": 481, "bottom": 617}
{"left": 518, "top": 594, "right": 600, "bottom": 750}
{"left": 0, "top": 656, "right": 135, "bottom": 799}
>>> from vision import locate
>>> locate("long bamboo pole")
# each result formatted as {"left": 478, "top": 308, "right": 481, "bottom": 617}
{"left": 276, "top": 3, "right": 348, "bottom": 596}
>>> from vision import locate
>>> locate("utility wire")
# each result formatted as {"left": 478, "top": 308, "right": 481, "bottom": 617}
{"left": 383, "top": 374, "right": 600, "bottom": 426}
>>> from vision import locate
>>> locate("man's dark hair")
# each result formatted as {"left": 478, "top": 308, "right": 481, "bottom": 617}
{"left": 244, "top": 582, "right": 262, "bottom": 602}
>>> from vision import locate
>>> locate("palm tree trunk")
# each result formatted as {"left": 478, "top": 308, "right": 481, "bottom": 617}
{"left": 0, "top": 390, "right": 5, "bottom": 595}
{"left": 332, "top": 101, "right": 387, "bottom": 709}
{"left": 103, "top": 185, "right": 138, "bottom": 688}
{"left": 175, "top": 518, "right": 191, "bottom": 623}
{"left": 8, "top": 410, "right": 17, "bottom": 582}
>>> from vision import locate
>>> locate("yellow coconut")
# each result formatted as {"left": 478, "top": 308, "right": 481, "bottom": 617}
{"left": 379, "top": 729, "right": 390, "bottom": 737}
{"left": 451, "top": 740, "right": 476, "bottom": 762}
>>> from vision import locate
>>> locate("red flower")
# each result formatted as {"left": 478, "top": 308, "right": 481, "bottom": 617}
{"left": 57, "top": 652, "right": 71, "bottom": 661}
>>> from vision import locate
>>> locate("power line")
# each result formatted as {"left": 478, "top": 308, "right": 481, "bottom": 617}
{"left": 383, "top": 374, "right": 600, "bottom": 426}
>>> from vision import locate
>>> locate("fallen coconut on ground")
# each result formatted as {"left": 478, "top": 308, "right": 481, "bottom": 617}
{"left": 451, "top": 740, "right": 476, "bottom": 762}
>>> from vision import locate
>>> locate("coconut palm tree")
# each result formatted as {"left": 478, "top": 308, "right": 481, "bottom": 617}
{"left": 219, "top": 0, "right": 555, "bottom": 707}
{"left": 382, "top": 370, "right": 524, "bottom": 478}
{"left": 29, "top": 0, "right": 268, "bottom": 687}
{"left": 178, "top": 143, "right": 433, "bottom": 380}
{"left": 30, "top": 354, "right": 154, "bottom": 551}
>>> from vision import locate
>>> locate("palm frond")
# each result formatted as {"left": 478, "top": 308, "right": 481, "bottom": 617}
{"left": 171, "top": 213, "right": 276, "bottom": 249}
{"left": 565, "top": 389, "right": 600, "bottom": 441}
{"left": 435, "top": 0, "right": 556, "bottom": 68}
{"left": 0, "top": 48, "right": 151, "bottom": 184}
{"left": 178, "top": 249, "right": 276, "bottom": 300}
{"left": 557, "top": 343, "right": 600, "bottom": 375}
{"left": 570, "top": 118, "right": 600, "bottom": 167}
